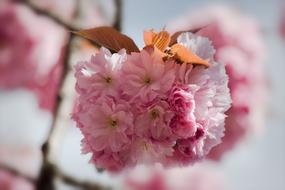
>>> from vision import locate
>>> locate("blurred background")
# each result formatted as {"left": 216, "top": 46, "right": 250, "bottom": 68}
{"left": 0, "top": 0, "right": 284, "bottom": 190}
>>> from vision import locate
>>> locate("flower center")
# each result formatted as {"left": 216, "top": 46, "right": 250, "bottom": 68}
{"left": 143, "top": 142, "right": 149, "bottom": 151}
{"left": 0, "top": 39, "right": 6, "bottom": 50}
{"left": 108, "top": 118, "right": 118, "bottom": 128}
{"left": 144, "top": 76, "right": 152, "bottom": 85}
{"left": 150, "top": 109, "right": 160, "bottom": 120}
{"left": 104, "top": 76, "right": 112, "bottom": 84}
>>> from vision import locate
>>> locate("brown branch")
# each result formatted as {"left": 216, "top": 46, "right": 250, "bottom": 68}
{"left": 36, "top": 35, "right": 109, "bottom": 190}
{"left": 57, "top": 168, "right": 111, "bottom": 190}
{"left": 29, "top": 2, "right": 108, "bottom": 189}
{"left": 21, "top": 0, "right": 103, "bottom": 49}
{"left": 35, "top": 32, "right": 74, "bottom": 190}
{"left": 0, "top": 163, "right": 35, "bottom": 184}
{"left": 21, "top": 0, "right": 79, "bottom": 31}
{"left": 113, "top": 0, "right": 123, "bottom": 31}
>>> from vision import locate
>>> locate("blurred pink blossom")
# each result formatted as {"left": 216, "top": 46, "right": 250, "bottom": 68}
{"left": 30, "top": 0, "right": 76, "bottom": 21}
{"left": 0, "top": 145, "right": 41, "bottom": 178}
{"left": 124, "top": 164, "right": 228, "bottom": 190}
{"left": 0, "top": 1, "right": 68, "bottom": 112}
{"left": 73, "top": 32, "right": 231, "bottom": 171}
{"left": 0, "top": 3, "right": 36, "bottom": 88}
{"left": 280, "top": 4, "right": 285, "bottom": 39}
{"left": 167, "top": 6, "right": 267, "bottom": 160}
{"left": 0, "top": 170, "right": 34, "bottom": 190}
{"left": 31, "top": 0, "right": 108, "bottom": 28}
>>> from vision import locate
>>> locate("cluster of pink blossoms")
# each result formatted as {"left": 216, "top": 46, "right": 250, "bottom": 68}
{"left": 167, "top": 6, "right": 267, "bottom": 160}
{"left": 73, "top": 31, "right": 231, "bottom": 171}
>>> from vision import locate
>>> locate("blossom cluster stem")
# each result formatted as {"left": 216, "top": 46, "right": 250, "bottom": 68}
{"left": 0, "top": 163, "right": 35, "bottom": 184}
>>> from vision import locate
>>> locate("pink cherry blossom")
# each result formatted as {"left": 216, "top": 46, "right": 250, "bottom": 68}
{"left": 168, "top": 83, "right": 197, "bottom": 139}
{"left": 0, "top": 170, "right": 34, "bottom": 190}
{"left": 129, "top": 138, "right": 174, "bottom": 166}
{"left": 75, "top": 48, "right": 126, "bottom": 100}
{"left": 134, "top": 101, "right": 174, "bottom": 140}
{"left": 0, "top": 1, "right": 68, "bottom": 112}
{"left": 280, "top": 4, "right": 285, "bottom": 39}
{"left": 122, "top": 50, "right": 175, "bottom": 102}
{"left": 73, "top": 31, "right": 231, "bottom": 170}
{"left": 125, "top": 168, "right": 167, "bottom": 190}
{"left": 167, "top": 6, "right": 266, "bottom": 160}
{"left": 76, "top": 96, "right": 133, "bottom": 152}
{"left": 124, "top": 164, "right": 228, "bottom": 190}
{"left": 0, "top": 3, "right": 36, "bottom": 88}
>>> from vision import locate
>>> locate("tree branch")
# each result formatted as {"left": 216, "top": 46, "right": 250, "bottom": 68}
{"left": 57, "top": 167, "right": 111, "bottom": 190}
{"left": 114, "top": 0, "right": 123, "bottom": 31}
{"left": 0, "top": 162, "right": 111, "bottom": 190}
{"left": 0, "top": 163, "right": 35, "bottom": 184}
{"left": 35, "top": 32, "right": 75, "bottom": 190}
{"left": 21, "top": 0, "right": 79, "bottom": 31}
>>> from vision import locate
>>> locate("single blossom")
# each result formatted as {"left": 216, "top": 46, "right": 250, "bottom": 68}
{"left": 168, "top": 83, "right": 197, "bottom": 139}
{"left": 0, "top": 3, "right": 36, "bottom": 88}
{"left": 75, "top": 47, "right": 126, "bottom": 100}
{"left": 122, "top": 50, "right": 175, "bottom": 102}
{"left": 129, "top": 138, "right": 174, "bottom": 166}
{"left": 125, "top": 167, "right": 168, "bottom": 190}
{"left": 75, "top": 96, "right": 133, "bottom": 152}
{"left": 123, "top": 164, "right": 228, "bottom": 190}
{"left": 134, "top": 101, "right": 174, "bottom": 140}
{"left": 280, "top": 4, "right": 285, "bottom": 39}
{"left": 0, "top": 170, "right": 34, "bottom": 190}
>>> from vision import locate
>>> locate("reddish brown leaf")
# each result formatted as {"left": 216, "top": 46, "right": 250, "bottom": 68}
{"left": 169, "top": 27, "right": 205, "bottom": 46}
{"left": 73, "top": 26, "right": 140, "bottom": 54}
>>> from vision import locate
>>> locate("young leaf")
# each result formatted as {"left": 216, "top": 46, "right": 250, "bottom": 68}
{"left": 170, "top": 44, "right": 209, "bottom": 67}
{"left": 144, "top": 30, "right": 156, "bottom": 46}
{"left": 169, "top": 27, "right": 204, "bottom": 46}
{"left": 73, "top": 26, "right": 140, "bottom": 54}
{"left": 144, "top": 30, "right": 171, "bottom": 52}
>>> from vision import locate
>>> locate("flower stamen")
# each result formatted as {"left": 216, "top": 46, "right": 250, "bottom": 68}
{"left": 104, "top": 76, "right": 112, "bottom": 84}
{"left": 108, "top": 118, "right": 118, "bottom": 128}
{"left": 150, "top": 109, "right": 160, "bottom": 119}
{"left": 144, "top": 76, "right": 152, "bottom": 85}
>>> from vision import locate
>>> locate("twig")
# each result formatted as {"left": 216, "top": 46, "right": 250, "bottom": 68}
{"left": 36, "top": 36, "right": 109, "bottom": 190}
{"left": 57, "top": 167, "right": 111, "bottom": 190}
{"left": 0, "top": 163, "right": 35, "bottom": 184}
{"left": 36, "top": 35, "right": 109, "bottom": 190}
{"left": 35, "top": 32, "right": 75, "bottom": 190}
{"left": 21, "top": 0, "right": 79, "bottom": 31}
{"left": 0, "top": 162, "right": 110, "bottom": 190}
{"left": 114, "top": 0, "right": 123, "bottom": 31}
{"left": 21, "top": 0, "right": 103, "bottom": 49}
